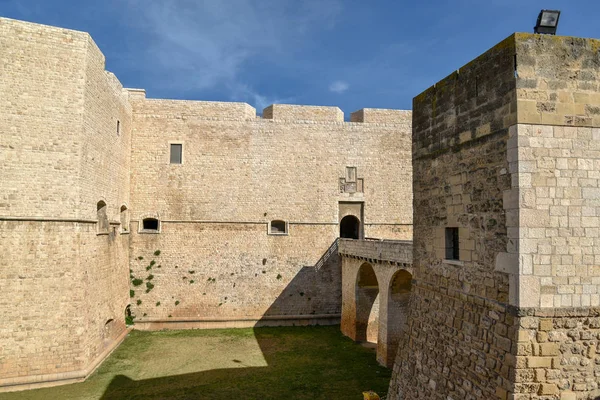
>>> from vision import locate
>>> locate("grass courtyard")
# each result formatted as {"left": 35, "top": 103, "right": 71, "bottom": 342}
{"left": 1, "top": 326, "right": 391, "bottom": 400}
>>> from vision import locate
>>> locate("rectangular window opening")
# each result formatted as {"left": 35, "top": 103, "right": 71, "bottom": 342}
{"left": 445, "top": 227, "right": 459, "bottom": 260}
{"left": 170, "top": 144, "right": 182, "bottom": 164}
{"left": 269, "top": 220, "right": 288, "bottom": 235}
{"left": 141, "top": 218, "right": 160, "bottom": 233}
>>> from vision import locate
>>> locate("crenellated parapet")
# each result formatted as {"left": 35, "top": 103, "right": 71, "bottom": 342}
{"left": 125, "top": 90, "right": 412, "bottom": 124}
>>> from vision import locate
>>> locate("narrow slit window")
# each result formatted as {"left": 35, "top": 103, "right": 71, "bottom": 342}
{"left": 117, "top": 120, "right": 120, "bottom": 135}
{"left": 120, "top": 205, "right": 129, "bottom": 233}
{"left": 97, "top": 201, "right": 109, "bottom": 234}
{"left": 170, "top": 144, "right": 182, "bottom": 164}
{"left": 269, "top": 220, "right": 288, "bottom": 235}
{"left": 445, "top": 227, "right": 459, "bottom": 260}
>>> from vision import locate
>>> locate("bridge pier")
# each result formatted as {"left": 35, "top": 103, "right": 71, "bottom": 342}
{"left": 338, "top": 239, "right": 413, "bottom": 368}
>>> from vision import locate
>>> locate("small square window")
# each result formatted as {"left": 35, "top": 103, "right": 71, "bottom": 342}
{"left": 170, "top": 144, "right": 182, "bottom": 164}
{"left": 140, "top": 218, "right": 160, "bottom": 233}
{"left": 445, "top": 227, "right": 459, "bottom": 260}
{"left": 268, "top": 220, "right": 288, "bottom": 235}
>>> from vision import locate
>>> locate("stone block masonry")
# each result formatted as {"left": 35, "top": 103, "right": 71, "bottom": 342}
{"left": 9, "top": 14, "right": 600, "bottom": 399}
{"left": 127, "top": 90, "right": 413, "bottom": 329}
{"left": 0, "top": 16, "right": 412, "bottom": 391}
{"left": 339, "top": 239, "right": 413, "bottom": 367}
{"left": 1, "top": 17, "right": 131, "bottom": 391}
{"left": 389, "top": 33, "right": 600, "bottom": 400}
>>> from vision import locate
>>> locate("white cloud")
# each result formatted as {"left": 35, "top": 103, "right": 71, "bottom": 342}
{"left": 229, "top": 83, "right": 295, "bottom": 112}
{"left": 329, "top": 80, "right": 349, "bottom": 94}
{"left": 122, "top": 0, "right": 342, "bottom": 106}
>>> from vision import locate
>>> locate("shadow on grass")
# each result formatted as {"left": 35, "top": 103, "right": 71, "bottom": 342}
{"left": 96, "top": 246, "right": 389, "bottom": 399}
{"left": 99, "top": 326, "right": 390, "bottom": 400}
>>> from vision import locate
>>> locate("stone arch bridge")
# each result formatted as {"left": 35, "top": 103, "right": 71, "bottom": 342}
{"left": 338, "top": 238, "right": 413, "bottom": 367}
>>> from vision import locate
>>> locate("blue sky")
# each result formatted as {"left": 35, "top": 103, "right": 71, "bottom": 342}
{"left": 2, "top": 1, "right": 600, "bottom": 115}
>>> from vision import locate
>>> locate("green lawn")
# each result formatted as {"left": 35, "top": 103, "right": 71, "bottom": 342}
{"left": 1, "top": 326, "right": 391, "bottom": 400}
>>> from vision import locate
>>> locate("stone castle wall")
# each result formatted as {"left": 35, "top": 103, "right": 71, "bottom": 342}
{"left": 7, "top": 15, "right": 600, "bottom": 399}
{"left": 510, "top": 34, "right": 600, "bottom": 309}
{"left": 389, "top": 33, "right": 600, "bottom": 400}
{"left": 509, "top": 34, "right": 600, "bottom": 400}
{"left": 389, "top": 34, "right": 517, "bottom": 400}
{"left": 0, "top": 18, "right": 130, "bottom": 390}
{"left": 127, "top": 92, "right": 413, "bottom": 327}
{"left": 77, "top": 33, "right": 132, "bottom": 370}
{"left": 0, "top": 16, "right": 413, "bottom": 389}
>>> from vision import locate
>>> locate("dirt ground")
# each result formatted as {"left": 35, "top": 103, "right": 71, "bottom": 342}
{"left": 0, "top": 325, "right": 391, "bottom": 400}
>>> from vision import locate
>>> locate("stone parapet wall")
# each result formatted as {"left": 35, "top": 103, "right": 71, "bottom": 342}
{"left": 338, "top": 238, "right": 412, "bottom": 265}
{"left": 412, "top": 34, "right": 517, "bottom": 159}
{"left": 515, "top": 33, "right": 600, "bottom": 128}
{"left": 262, "top": 104, "right": 344, "bottom": 122}
{"left": 350, "top": 108, "right": 412, "bottom": 124}
{"left": 129, "top": 92, "right": 257, "bottom": 121}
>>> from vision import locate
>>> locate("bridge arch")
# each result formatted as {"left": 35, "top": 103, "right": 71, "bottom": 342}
{"left": 339, "top": 238, "right": 413, "bottom": 367}
{"left": 386, "top": 269, "right": 412, "bottom": 364}
{"left": 355, "top": 262, "right": 379, "bottom": 343}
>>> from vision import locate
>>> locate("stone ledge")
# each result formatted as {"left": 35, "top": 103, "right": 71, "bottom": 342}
{"left": 509, "top": 306, "right": 600, "bottom": 318}
{"left": 133, "top": 314, "right": 341, "bottom": 331}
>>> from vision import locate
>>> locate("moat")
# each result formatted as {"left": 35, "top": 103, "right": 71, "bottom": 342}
{"left": 0, "top": 326, "right": 390, "bottom": 400}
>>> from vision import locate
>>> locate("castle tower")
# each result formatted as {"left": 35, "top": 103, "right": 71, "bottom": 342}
{"left": 389, "top": 33, "right": 600, "bottom": 399}
{"left": 0, "top": 17, "right": 132, "bottom": 390}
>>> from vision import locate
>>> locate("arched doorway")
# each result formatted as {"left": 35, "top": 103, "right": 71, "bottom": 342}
{"left": 340, "top": 215, "right": 360, "bottom": 239}
{"left": 355, "top": 262, "right": 379, "bottom": 343}
{"left": 386, "top": 269, "right": 412, "bottom": 366}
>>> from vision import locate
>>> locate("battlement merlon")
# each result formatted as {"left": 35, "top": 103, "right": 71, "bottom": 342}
{"left": 262, "top": 104, "right": 344, "bottom": 122}
{"left": 350, "top": 108, "right": 412, "bottom": 124}
{"left": 125, "top": 91, "right": 258, "bottom": 121}
{"left": 262, "top": 104, "right": 411, "bottom": 123}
